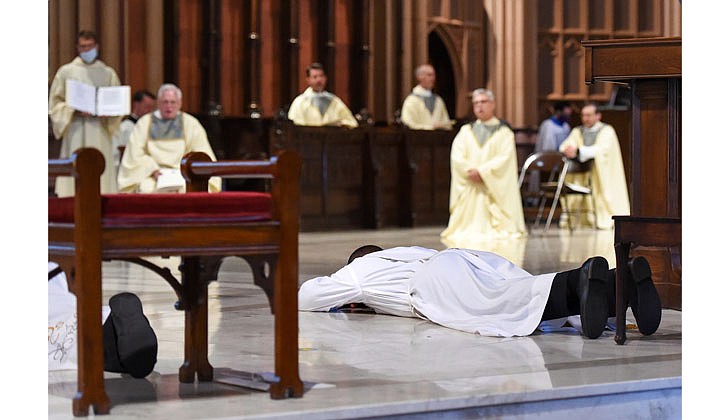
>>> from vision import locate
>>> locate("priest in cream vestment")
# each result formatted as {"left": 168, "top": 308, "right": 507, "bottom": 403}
{"left": 288, "top": 62, "right": 358, "bottom": 128}
{"left": 117, "top": 84, "right": 221, "bottom": 193}
{"left": 400, "top": 64, "right": 453, "bottom": 130}
{"left": 441, "top": 89, "right": 526, "bottom": 246}
{"left": 559, "top": 103, "right": 630, "bottom": 229}
{"left": 48, "top": 31, "right": 122, "bottom": 197}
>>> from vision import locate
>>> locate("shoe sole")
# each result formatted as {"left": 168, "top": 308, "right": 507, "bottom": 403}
{"left": 628, "top": 257, "right": 662, "bottom": 335}
{"left": 108, "top": 293, "right": 158, "bottom": 378}
{"left": 581, "top": 257, "right": 609, "bottom": 339}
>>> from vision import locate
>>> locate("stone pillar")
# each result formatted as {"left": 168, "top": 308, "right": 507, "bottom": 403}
{"left": 483, "top": 0, "right": 538, "bottom": 127}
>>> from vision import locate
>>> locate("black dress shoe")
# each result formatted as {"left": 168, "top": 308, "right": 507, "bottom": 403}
{"left": 104, "top": 292, "right": 158, "bottom": 378}
{"left": 579, "top": 256, "right": 610, "bottom": 339}
{"left": 627, "top": 257, "right": 662, "bottom": 335}
{"left": 103, "top": 316, "right": 124, "bottom": 373}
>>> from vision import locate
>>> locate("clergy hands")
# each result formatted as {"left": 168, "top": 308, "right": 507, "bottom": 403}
{"left": 466, "top": 168, "right": 484, "bottom": 184}
{"left": 151, "top": 170, "right": 161, "bottom": 181}
{"left": 562, "top": 145, "right": 578, "bottom": 159}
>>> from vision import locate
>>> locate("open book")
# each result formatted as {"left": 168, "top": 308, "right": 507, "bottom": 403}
{"left": 66, "top": 80, "right": 131, "bottom": 116}
{"left": 156, "top": 168, "right": 186, "bottom": 193}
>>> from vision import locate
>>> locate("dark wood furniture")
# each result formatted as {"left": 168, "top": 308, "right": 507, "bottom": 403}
{"left": 583, "top": 37, "right": 681, "bottom": 344}
{"left": 366, "top": 126, "right": 409, "bottom": 228}
{"left": 271, "top": 124, "right": 369, "bottom": 230}
{"left": 48, "top": 148, "right": 303, "bottom": 416}
{"left": 270, "top": 122, "right": 455, "bottom": 231}
{"left": 613, "top": 216, "right": 681, "bottom": 345}
{"left": 400, "top": 128, "right": 453, "bottom": 227}
{"left": 583, "top": 37, "right": 681, "bottom": 219}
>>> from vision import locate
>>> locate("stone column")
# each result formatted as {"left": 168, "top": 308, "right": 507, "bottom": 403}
{"left": 483, "top": 0, "right": 538, "bottom": 127}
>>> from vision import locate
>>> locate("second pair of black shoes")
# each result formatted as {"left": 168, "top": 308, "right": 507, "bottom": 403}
{"left": 578, "top": 256, "right": 662, "bottom": 339}
{"left": 102, "top": 292, "right": 158, "bottom": 378}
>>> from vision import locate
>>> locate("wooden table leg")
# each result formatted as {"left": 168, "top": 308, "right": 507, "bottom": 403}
{"left": 179, "top": 257, "right": 213, "bottom": 383}
{"left": 269, "top": 257, "right": 304, "bottom": 399}
{"left": 614, "top": 241, "right": 631, "bottom": 345}
{"left": 73, "top": 264, "right": 111, "bottom": 416}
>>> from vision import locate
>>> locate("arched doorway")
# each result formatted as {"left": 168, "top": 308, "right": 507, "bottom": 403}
{"left": 427, "top": 31, "right": 457, "bottom": 119}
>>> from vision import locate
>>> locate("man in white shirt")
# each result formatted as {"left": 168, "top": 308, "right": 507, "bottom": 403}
{"left": 299, "top": 245, "right": 661, "bottom": 339}
{"left": 535, "top": 101, "right": 573, "bottom": 152}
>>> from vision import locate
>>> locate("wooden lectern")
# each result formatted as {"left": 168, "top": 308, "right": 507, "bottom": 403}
{"left": 582, "top": 37, "right": 681, "bottom": 344}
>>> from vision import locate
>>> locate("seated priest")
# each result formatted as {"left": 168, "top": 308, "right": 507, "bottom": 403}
{"left": 299, "top": 245, "right": 662, "bottom": 340}
{"left": 117, "top": 83, "right": 221, "bottom": 193}
{"left": 287, "top": 62, "right": 359, "bottom": 128}
{"left": 400, "top": 64, "right": 453, "bottom": 130}
{"left": 558, "top": 103, "right": 630, "bottom": 229}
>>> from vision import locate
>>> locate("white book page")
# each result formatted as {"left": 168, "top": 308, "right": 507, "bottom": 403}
{"left": 65, "top": 79, "right": 97, "bottom": 114}
{"left": 96, "top": 85, "right": 131, "bottom": 116}
{"left": 156, "top": 168, "right": 186, "bottom": 192}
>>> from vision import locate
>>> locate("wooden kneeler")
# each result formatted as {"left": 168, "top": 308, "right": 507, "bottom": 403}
{"left": 49, "top": 148, "right": 304, "bottom": 416}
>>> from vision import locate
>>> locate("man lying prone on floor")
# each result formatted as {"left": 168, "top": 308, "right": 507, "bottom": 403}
{"left": 298, "top": 246, "right": 661, "bottom": 339}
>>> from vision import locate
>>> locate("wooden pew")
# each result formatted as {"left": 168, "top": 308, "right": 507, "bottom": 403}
{"left": 271, "top": 123, "right": 456, "bottom": 230}
{"left": 366, "top": 126, "right": 409, "bottom": 228}
{"left": 400, "top": 128, "right": 453, "bottom": 227}
{"left": 48, "top": 148, "right": 303, "bottom": 416}
{"left": 271, "top": 123, "right": 368, "bottom": 230}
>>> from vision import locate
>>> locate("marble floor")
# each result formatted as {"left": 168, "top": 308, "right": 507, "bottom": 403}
{"left": 48, "top": 227, "right": 682, "bottom": 419}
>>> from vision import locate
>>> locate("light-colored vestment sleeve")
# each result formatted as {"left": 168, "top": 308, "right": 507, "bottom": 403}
{"left": 400, "top": 94, "right": 453, "bottom": 130}
{"left": 117, "top": 112, "right": 222, "bottom": 193}
{"left": 441, "top": 120, "right": 526, "bottom": 245}
{"left": 287, "top": 88, "right": 358, "bottom": 127}
{"left": 299, "top": 246, "right": 438, "bottom": 317}
{"left": 559, "top": 123, "right": 630, "bottom": 229}
{"left": 112, "top": 119, "right": 135, "bottom": 168}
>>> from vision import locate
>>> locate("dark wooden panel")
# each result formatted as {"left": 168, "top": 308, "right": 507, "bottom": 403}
{"left": 126, "top": 0, "right": 149, "bottom": 94}
{"left": 632, "top": 246, "right": 682, "bottom": 311}
{"left": 49, "top": 119, "right": 61, "bottom": 196}
{"left": 217, "top": 117, "right": 272, "bottom": 160}
{"left": 402, "top": 129, "right": 453, "bottom": 227}
{"left": 194, "top": 115, "right": 274, "bottom": 191}
{"left": 271, "top": 124, "right": 367, "bottom": 231}
{"left": 513, "top": 127, "right": 537, "bottom": 172}
{"left": 585, "top": 38, "right": 682, "bottom": 313}
{"left": 367, "top": 127, "right": 406, "bottom": 228}
{"left": 177, "top": 0, "right": 204, "bottom": 114}
{"left": 633, "top": 80, "right": 676, "bottom": 216}
{"left": 583, "top": 37, "right": 681, "bottom": 84}
{"left": 612, "top": 216, "right": 681, "bottom": 311}
{"left": 600, "top": 109, "right": 631, "bottom": 189}
{"left": 220, "top": 0, "right": 246, "bottom": 115}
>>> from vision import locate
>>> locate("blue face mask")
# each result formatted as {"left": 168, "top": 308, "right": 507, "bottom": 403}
{"left": 79, "top": 47, "right": 98, "bottom": 63}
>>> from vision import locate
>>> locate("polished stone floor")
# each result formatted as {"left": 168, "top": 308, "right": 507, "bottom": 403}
{"left": 48, "top": 227, "right": 682, "bottom": 419}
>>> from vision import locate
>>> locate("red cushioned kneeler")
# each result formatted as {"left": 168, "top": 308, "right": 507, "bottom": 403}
{"left": 49, "top": 191, "right": 273, "bottom": 225}
{"left": 49, "top": 149, "right": 303, "bottom": 417}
